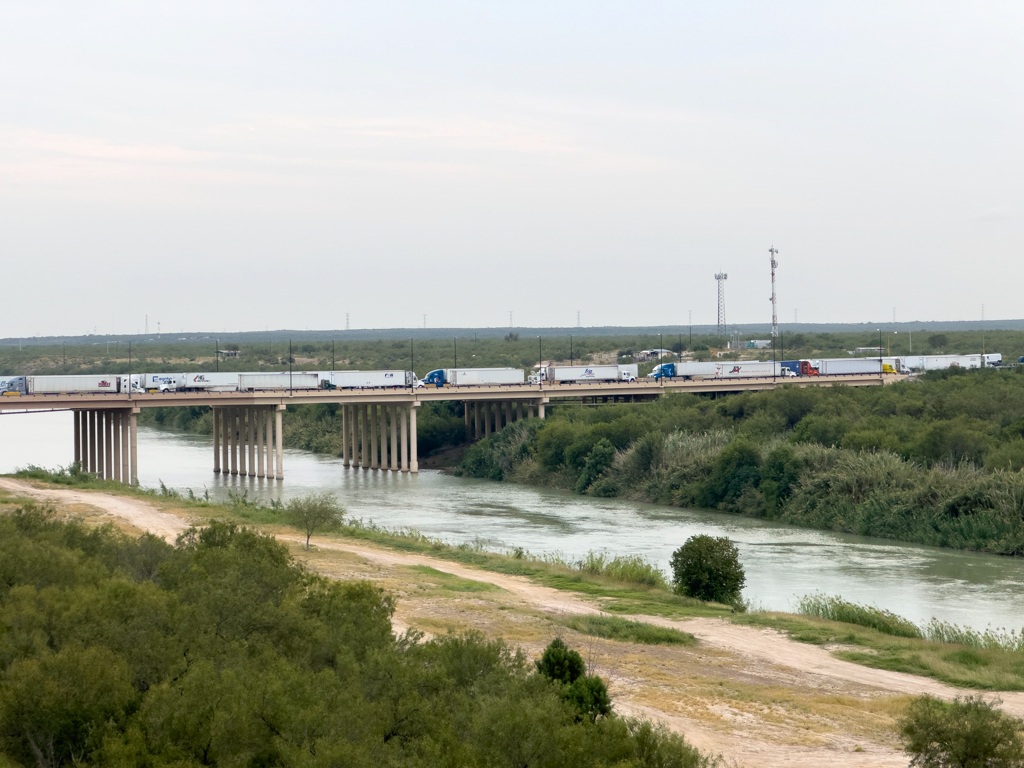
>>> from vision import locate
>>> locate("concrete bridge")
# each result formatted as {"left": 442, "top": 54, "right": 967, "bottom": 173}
{"left": 0, "top": 373, "right": 902, "bottom": 484}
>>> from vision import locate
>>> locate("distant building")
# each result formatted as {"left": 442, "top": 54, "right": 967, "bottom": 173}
{"left": 746, "top": 340, "right": 772, "bottom": 349}
{"left": 217, "top": 349, "right": 240, "bottom": 358}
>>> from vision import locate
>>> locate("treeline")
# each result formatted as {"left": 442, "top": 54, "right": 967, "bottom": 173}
{"left": 2, "top": 328, "right": 1017, "bottom": 378}
{"left": 458, "top": 368, "right": 1024, "bottom": 555}
{"left": 0, "top": 508, "right": 713, "bottom": 767}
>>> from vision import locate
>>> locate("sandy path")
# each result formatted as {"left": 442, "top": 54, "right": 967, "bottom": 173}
{"left": 6, "top": 477, "right": 1024, "bottom": 765}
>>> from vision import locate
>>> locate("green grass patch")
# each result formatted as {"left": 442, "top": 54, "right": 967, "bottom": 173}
{"left": 557, "top": 614, "right": 696, "bottom": 646}
{"left": 408, "top": 565, "right": 502, "bottom": 593}
{"left": 736, "top": 611, "right": 1024, "bottom": 691}
{"left": 798, "top": 594, "right": 923, "bottom": 638}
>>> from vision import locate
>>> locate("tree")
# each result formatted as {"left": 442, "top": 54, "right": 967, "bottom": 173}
{"left": 899, "top": 694, "right": 1024, "bottom": 767}
{"left": 928, "top": 334, "right": 949, "bottom": 350}
{"left": 284, "top": 492, "right": 345, "bottom": 549}
{"left": 535, "top": 638, "right": 612, "bottom": 722}
{"left": 670, "top": 535, "right": 746, "bottom": 604}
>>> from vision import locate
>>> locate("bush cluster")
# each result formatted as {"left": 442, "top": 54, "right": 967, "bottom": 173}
{"left": 0, "top": 508, "right": 715, "bottom": 768}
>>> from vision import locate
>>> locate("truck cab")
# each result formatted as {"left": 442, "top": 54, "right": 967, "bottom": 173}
{"left": 420, "top": 369, "right": 446, "bottom": 387}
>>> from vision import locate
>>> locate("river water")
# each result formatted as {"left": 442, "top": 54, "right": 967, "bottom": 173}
{"left": 2, "top": 410, "right": 1023, "bottom": 632}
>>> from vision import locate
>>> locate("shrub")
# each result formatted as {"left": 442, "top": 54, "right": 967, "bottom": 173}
{"left": 574, "top": 439, "right": 616, "bottom": 494}
{"left": 702, "top": 440, "right": 761, "bottom": 508}
{"left": 284, "top": 492, "right": 345, "bottom": 549}
{"left": 669, "top": 535, "right": 745, "bottom": 604}
{"left": 899, "top": 694, "right": 1024, "bottom": 767}
{"left": 535, "top": 638, "right": 612, "bottom": 722}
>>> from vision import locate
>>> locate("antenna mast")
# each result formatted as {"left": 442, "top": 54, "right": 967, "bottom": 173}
{"left": 769, "top": 246, "right": 779, "bottom": 338}
{"left": 714, "top": 273, "right": 728, "bottom": 337}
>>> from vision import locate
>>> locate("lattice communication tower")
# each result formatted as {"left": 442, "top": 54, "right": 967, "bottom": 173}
{"left": 715, "top": 273, "right": 728, "bottom": 337}
{"left": 769, "top": 246, "right": 779, "bottom": 338}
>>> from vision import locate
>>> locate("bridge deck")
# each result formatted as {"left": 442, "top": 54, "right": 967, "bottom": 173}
{"left": 0, "top": 374, "right": 904, "bottom": 412}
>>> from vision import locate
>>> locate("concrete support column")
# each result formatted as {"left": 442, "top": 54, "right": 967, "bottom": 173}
{"left": 106, "top": 410, "right": 114, "bottom": 480}
{"left": 390, "top": 405, "right": 398, "bottom": 471}
{"left": 213, "top": 408, "right": 221, "bottom": 474}
{"left": 247, "top": 407, "right": 257, "bottom": 477}
{"left": 516, "top": 401, "right": 523, "bottom": 422}
{"left": 528, "top": 403, "right": 535, "bottom": 419}
{"left": 410, "top": 405, "right": 418, "bottom": 473}
{"left": 112, "top": 411, "right": 122, "bottom": 483}
{"left": 120, "top": 412, "right": 130, "bottom": 484}
{"left": 260, "top": 411, "right": 268, "bottom": 479}
{"left": 380, "top": 404, "right": 389, "bottom": 470}
{"left": 221, "top": 408, "right": 230, "bottom": 476}
{"left": 370, "top": 404, "right": 379, "bottom": 469}
{"left": 493, "top": 402, "right": 502, "bottom": 434}
{"left": 97, "top": 411, "right": 107, "bottom": 479}
{"left": 538, "top": 400, "right": 546, "bottom": 419}
{"left": 229, "top": 407, "right": 238, "bottom": 475}
{"left": 238, "top": 408, "right": 248, "bottom": 477}
{"left": 505, "top": 401, "right": 512, "bottom": 427}
{"left": 258, "top": 405, "right": 266, "bottom": 479}
{"left": 364, "top": 403, "right": 372, "bottom": 468}
{"left": 129, "top": 410, "right": 138, "bottom": 486}
{"left": 275, "top": 406, "right": 284, "bottom": 479}
{"left": 351, "top": 405, "right": 360, "bottom": 467}
{"left": 342, "top": 405, "right": 350, "bottom": 467}
{"left": 88, "top": 410, "right": 97, "bottom": 473}
{"left": 74, "top": 411, "right": 82, "bottom": 467}
{"left": 400, "top": 405, "right": 409, "bottom": 472}
{"left": 464, "top": 403, "right": 470, "bottom": 430}
{"left": 474, "top": 402, "right": 481, "bottom": 439}
{"left": 484, "top": 403, "right": 491, "bottom": 437}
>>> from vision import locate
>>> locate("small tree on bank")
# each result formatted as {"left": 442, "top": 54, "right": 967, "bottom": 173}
{"left": 536, "top": 638, "right": 612, "bottom": 722}
{"left": 670, "top": 535, "right": 745, "bottom": 604}
{"left": 900, "top": 694, "right": 1024, "bottom": 768}
{"left": 285, "top": 492, "right": 345, "bottom": 549}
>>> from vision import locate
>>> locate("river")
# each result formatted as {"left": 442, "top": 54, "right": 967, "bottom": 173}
{"left": 2, "top": 410, "right": 1022, "bottom": 632}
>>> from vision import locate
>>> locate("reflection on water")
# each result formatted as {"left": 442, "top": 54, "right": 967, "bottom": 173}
{"left": 1, "top": 410, "right": 1022, "bottom": 631}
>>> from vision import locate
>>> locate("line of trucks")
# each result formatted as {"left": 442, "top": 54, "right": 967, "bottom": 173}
{"left": 649, "top": 353, "right": 1002, "bottom": 380}
{"left": 0, "top": 354, "right": 1002, "bottom": 395}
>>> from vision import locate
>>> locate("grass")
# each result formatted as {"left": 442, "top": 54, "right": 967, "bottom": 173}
{"left": 798, "top": 594, "right": 923, "bottom": 639}
{"left": 557, "top": 614, "right": 696, "bottom": 646}
{"left": 737, "top": 611, "right": 1024, "bottom": 691}
{"left": 574, "top": 551, "right": 668, "bottom": 589}
{"left": 407, "top": 565, "right": 502, "bottom": 593}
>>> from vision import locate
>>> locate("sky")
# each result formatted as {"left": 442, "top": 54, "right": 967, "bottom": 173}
{"left": 1, "top": 2, "right": 1021, "bottom": 337}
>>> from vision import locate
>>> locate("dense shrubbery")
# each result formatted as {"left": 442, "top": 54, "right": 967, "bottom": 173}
{"left": 0, "top": 508, "right": 714, "bottom": 767}
{"left": 669, "top": 536, "right": 746, "bottom": 605}
{"left": 458, "top": 369, "right": 1024, "bottom": 554}
{"left": 899, "top": 694, "right": 1024, "bottom": 767}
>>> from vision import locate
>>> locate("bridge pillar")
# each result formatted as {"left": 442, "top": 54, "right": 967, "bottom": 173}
{"left": 527, "top": 403, "right": 534, "bottom": 419}
{"left": 229, "top": 407, "right": 238, "bottom": 475}
{"left": 264, "top": 408, "right": 274, "bottom": 478}
{"left": 112, "top": 411, "right": 122, "bottom": 483}
{"left": 237, "top": 408, "right": 246, "bottom": 477}
{"left": 369, "top": 404, "right": 379, "bottom": 469}
{"left": 73, "top": 411, "right": 81, "bottom": 467}
{"left": 247, "top": 406, "right": 257, "bottom": 477}
{"left": 400, "top": 404, "right": 408, "bottom": 472}
{"left": 342, "top": 405, "right": 350, "bottom": 467}
{"left": 121, "top": 410, "right": 130, "bottom": 484}
{"left": 494, "top": 402, "right": 502, "bottom": 433}
{"left": 213, "top": 408, "right": 221, "bottom": 473}
{"left": 505, "top": 401, "right": 512, "bottom": 428}
{"left": 256, "top": 407, "right": 265, "bottom": 478}
{"left": 484, "top": 403, "right": 491, "bottom": 437}
{"left": 129, "top": 409, "right": 138, "bottom": 486}
{"left": 516, "top": 401, "right": 523, "bottom": 422}
{"left": 537, "top": 400, "right": 546, "bottom": 420}
{"left": 275, "top": 405, "right": 284, "bottom": 480}
{"left": 474, "top": 402, "right": 481, "bottom": 439}
{"left": 88, "top": 410, "right": 97, "bottom": 474}
{"left": 390, "top": 405, "right": 398, "bottom": 471}
{"left": 359, "top": 404, "right": 368, "bottom": 469}
{"left": 410, "top": 404, "right": 418, "bottom": 473}
{"left": 380, "top": 404, "right": 389, "bottom": 470}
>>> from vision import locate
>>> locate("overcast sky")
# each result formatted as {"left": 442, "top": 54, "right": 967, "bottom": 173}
{"left": 1, "top": 2, "right": 1021, "bottom": 337}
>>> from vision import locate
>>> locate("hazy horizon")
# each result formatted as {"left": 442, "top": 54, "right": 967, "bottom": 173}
{"left": 2, "top": 3, "right": 1020, "bottom": 336}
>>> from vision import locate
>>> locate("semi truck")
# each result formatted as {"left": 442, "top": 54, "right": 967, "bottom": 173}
{"left": 318, "top": 370, "right": 415, "bottom": 389}
{"left": 649, "top": 362, "right": 718, "bottom": 380}
{"left": 238, "top": 373, "right": 320, "bottom": 391}
{"left": 419, "top": 368, "right": 525, "bottom": 387}
{"left": 0, "top": 376, "right": 27, "bottom": 395}
{"left": 808, "top": 358, "right": 884, "bottom": 376}
{"left": 534, "top": 364, "right": 638, "bottom": 383}
{"left": 714, "top": 362, "right": 790, "bottom": 378}
{"left": 25, "top": 375, "right": 121, "bottom": 394}
{"left": 650, "top": 361, "right": 793, "bottom": 380}
{"left": 902, "top": 354, "right": 1000, "bottom": 371}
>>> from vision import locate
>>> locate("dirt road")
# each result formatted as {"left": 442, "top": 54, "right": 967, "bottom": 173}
{"left": 5, "top": 477, "right": 1022, "bottom": 767}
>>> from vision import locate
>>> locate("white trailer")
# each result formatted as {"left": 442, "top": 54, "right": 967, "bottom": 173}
{"left": 713, "top": 362, "right": 780, "bottom": 378}
{"left": 135, "top": 373, "right": 188, "bottom": 392}
{"left": 181, "top": 372, "right": 242, "bottom": 391}
{"left": 26, "top": 375, "right": 120, "bottom": 394}
{"left": 447, "top": 368, "right": 524, "bottom": 386}
{"left": 322, "top": 370, "right": 413, "bottom": 388}
{"left": 239, "top": 373, "right": 320, "bottom": 391}
{"left": 545, "top": 364, "right": 637, "bottom": 383}
{"left": 903, "top": 354, "right": 997, "bottom": 371}
{"left": 813, "top": 358, "right": 883, "bottom": 375}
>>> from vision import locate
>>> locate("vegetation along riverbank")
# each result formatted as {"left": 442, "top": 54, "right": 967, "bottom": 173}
{"left": 457, "top": 367, "right": 1024, "bottom": 556}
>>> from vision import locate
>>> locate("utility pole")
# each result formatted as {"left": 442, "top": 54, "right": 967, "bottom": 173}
{"left": 577, "top": 310, "right": 581, "bottom": 328}
{"left": 215, "top": 339, "right": 219, "bottom": 372}
{"left": 332, "top": 339, "right": 335, "bottom": 371}
{"left": 145, "top": 315, "right": 148, "bottom": 335}
{"left": 688, "top": 309, "right": 692, "bottom": 346}
{"left": 289, "top": 340, "right": 293, "bottom": 394}
{"left": 509, "top": 311, "right": 513, "bottom": 328}
{"left": 422, "top": 314, "right": 427, "bottom": 329}
{"left": 345, "top": 313, "right": 350, "bottom": 331}
{"left": 769, "top": 246, "right": 779, "bottom": 339}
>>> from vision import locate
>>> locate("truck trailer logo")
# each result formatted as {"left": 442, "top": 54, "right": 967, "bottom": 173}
{"left": 730, "top": 366, "right": 742, "bottom": 373}
{"left": 98, "top": 380, "right": 112, "bottom": 388}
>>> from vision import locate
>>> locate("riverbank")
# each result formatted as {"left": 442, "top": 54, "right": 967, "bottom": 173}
{"left": 4, "top": 475, "right": 1024, "bottom": 767}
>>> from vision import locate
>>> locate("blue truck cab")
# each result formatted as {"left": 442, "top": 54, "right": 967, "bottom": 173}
{"left": 421, "top": 369, "right": 446, "bottom": 387}
{"left": 650, "top": 363, "right": 674, "bottom": 381}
